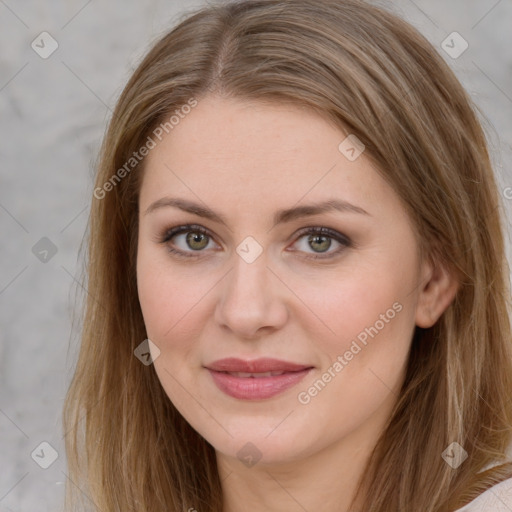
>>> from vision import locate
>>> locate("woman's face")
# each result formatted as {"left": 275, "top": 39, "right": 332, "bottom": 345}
{"left": 136, "top": 96, "right": 437, "bottom": 467}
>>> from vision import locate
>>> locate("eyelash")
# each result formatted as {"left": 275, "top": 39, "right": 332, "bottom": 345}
{"left": 159, "top": 223, "right": 351, "bottom": 261}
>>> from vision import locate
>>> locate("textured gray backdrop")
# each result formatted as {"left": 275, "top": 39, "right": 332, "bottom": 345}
{"left": 0, "top": 1, "right": 511, "bottom": 511}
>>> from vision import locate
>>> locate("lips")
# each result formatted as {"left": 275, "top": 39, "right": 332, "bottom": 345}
{"left": 222, "top": 370, "right": 287, "bottom": 378}
{"left": 206, "top": 357, "right": 312, "bottom": 374}
{"left": 205, "top": 358, "right": 314, "bottom": 399}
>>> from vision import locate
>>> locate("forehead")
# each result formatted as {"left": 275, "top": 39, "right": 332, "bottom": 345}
{"left": 139, "top": 96, "right": 392, "bottom": 220}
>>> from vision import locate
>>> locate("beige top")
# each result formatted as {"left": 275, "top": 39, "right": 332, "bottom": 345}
{"left": 454, "top": 476, "right": 512, "bottom": 511}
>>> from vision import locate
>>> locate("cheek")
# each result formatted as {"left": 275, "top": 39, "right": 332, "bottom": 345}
{"left": 137, "top": 248, "right": 190, "bottom": 344}
{"left": 290, "top": 256, "right": 418, "bottom": 387}
{"left": 136, "top": 253, "right": 207, "bottom": 407}
{"left": 300, "top": 268, "right": 411, "bottom": 341}
{"left": 292, "top": 273, "right": 414, "bottom": 430}
{"left": 137, "top": 257, "right": 170, "bottom": 340}
{"left": 136, "top": 248, "right": 220, "bottom": 370}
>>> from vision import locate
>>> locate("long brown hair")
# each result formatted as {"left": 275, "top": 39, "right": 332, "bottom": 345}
{"left": 62, "top": 1, "right": 512, "bottom": 510}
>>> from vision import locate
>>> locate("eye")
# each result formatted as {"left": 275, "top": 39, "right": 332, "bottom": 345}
{"left": 290, "top": 226, "right": 351, "bottom": 260}
{"left": 158, "top": 224, "right": 351, "bottom": 260}
{"left": 159, "top": 224, "right": 218, "bottom": 258}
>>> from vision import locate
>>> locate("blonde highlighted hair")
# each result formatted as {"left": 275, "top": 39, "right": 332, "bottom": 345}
{"left": 63, "top": 1, "right": 512, "bottom": 510}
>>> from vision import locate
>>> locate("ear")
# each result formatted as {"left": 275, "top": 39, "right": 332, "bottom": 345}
{"left": 415, "top": 256, "right": 459, "bottom": 328}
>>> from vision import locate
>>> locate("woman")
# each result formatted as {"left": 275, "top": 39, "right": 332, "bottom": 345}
{"left": 63, "top": 0, "right": 512, "bottom": 510}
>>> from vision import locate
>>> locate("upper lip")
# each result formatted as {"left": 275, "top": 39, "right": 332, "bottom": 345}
{"left": 206, "top": 357, "right": 313, "bottom": 373}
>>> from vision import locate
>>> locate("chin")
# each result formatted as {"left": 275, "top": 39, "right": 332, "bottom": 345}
{"left": 202, "top": 419, "right": 318, "bottom": 468}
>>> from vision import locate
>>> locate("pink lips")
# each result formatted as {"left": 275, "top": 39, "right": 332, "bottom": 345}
{"left": 205, "top": 357, "right": 313, "bottom": 400}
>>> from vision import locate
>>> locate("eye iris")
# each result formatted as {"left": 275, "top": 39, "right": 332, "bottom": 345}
{"left": 308, "top": 234, "right": 331, "bottom": 253}
{"left": 186, "top": 232, "right": 209, "bottom": 250}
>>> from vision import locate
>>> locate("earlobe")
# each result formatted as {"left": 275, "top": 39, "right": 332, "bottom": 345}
{"left": 415, "top": 258, "right": 459, "bottom": 328}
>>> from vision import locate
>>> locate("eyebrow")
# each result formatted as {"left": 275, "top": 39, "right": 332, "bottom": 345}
{"left": 143, "top": 197, "right": 370, "bottom": 226}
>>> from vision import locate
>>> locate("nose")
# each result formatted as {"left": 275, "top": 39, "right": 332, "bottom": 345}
{"left": 213, "top": 247, "right": 289, "bottom": 339}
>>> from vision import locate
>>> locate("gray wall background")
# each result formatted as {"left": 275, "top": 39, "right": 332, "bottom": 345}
{"left": 0, "top": 1, "right": 511, "bottom": 511}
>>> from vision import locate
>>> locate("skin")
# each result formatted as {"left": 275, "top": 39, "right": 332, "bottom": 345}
{"left": 136, "top": 95, "right": 458, "bottom": 512}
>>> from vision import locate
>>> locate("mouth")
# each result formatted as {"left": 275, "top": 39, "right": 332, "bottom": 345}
{"left": 215, "top": 370, "right": 295, "bottom": 378}
{"left": 204, "top": 358, "right": 314, "bottom": 400}
{"left": 205, "top": 357, "right": 313, "bottom": 373}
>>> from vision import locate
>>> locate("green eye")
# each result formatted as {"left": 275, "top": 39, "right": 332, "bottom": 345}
{"left": 161, "top": 224, "right": 214, "bottom": 257}
{"left": 160, "top": 224, "right": 351, "bottom": 260}
{"left": 183, "top": 231, "right": 209, "bottom": 251}
{"left": 307, "top": 233, "right": 332, "bottom": 252}
{"left": 291, "top": 227, "right": 351, "bottom": 259}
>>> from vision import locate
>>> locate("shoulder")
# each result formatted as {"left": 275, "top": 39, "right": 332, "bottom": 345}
{"left": 454, "top": 477, "right": 512, "bottom": 511}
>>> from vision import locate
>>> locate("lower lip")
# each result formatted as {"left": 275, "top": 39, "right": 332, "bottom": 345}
{"left": 207, "top": 368, "right": 312, "bottom": 400}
